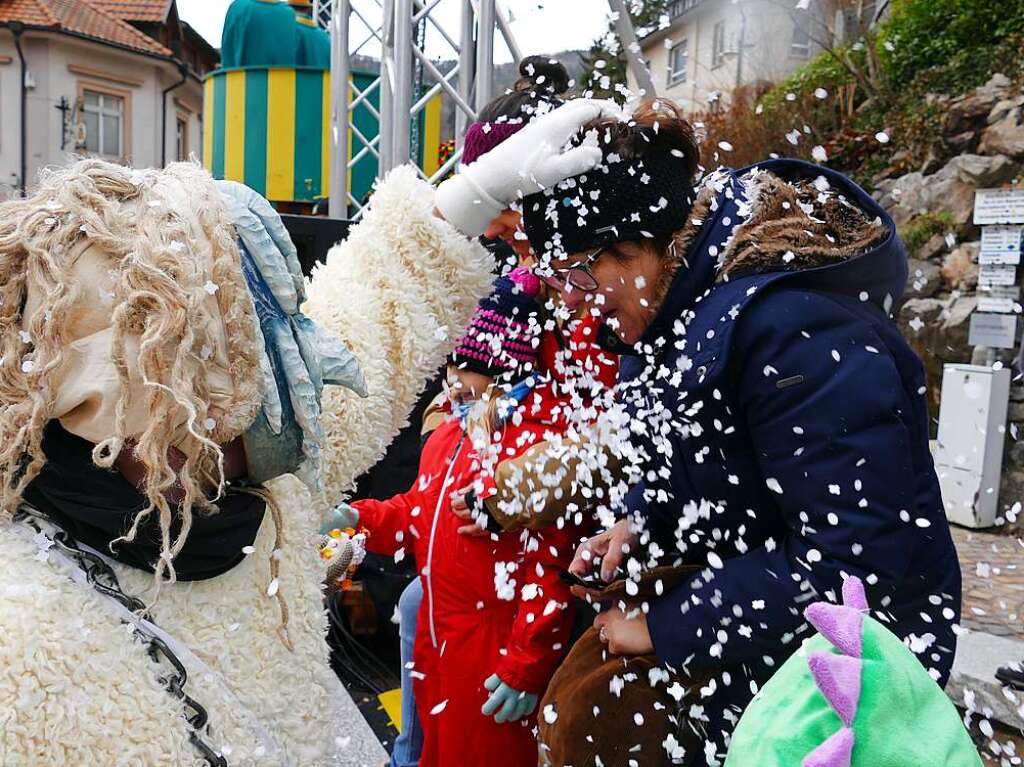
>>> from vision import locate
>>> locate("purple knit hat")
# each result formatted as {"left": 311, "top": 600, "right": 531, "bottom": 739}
{"left": 450, "top": 267, "right": 543, "bottom": 378}
{"left": 461, "top": 121, "right": 528, "bottom": 165}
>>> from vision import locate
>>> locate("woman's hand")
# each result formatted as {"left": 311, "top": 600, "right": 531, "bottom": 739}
{"left": 451, "top": 486, "right": 490, "bottom": 538}
{"left": 569, "top": 519, "right": 638, "bottom": 583}
{"left": 594, "top": 607, "right": 654, "bottom": 656}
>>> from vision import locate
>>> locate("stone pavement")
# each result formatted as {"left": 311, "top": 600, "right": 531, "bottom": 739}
{"left": 953, "top": 525, "right": 1024, "bottom": 641}
{"left": 948, "top": 524, "right": 1024, "bottom": 745}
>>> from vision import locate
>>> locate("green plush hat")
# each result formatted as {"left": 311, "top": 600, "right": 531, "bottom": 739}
{"left": 724, "top": 577, "right": 982, "bottom": 767}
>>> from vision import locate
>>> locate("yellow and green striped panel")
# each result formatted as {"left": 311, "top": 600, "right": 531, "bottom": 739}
{"left": 203, "top": 67, "right": 444, "bottom": 206}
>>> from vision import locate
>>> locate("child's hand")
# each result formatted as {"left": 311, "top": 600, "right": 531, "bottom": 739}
{"left": 481, "top": 673, "right": 538, "bottom": 723}
{"left": 320, "top": 502, "right": 359, "bottom": 536}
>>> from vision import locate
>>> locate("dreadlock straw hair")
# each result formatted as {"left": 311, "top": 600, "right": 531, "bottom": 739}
{"left": 0, "top": 158, "right": 263, "bottom": 584}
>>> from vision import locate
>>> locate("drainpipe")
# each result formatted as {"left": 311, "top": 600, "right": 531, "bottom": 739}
{"left": 161, "top": 59, "right": 188, "bottom": 167}
{"left": 8, "top": 22, "right": 27, "bottom": 196}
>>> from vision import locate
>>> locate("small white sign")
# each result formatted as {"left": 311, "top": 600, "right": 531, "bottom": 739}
{"left": 979, "top": 250, "right": 1022, "bottom": 265}
{"left": 978, "top": 285, "right": 1020, "bottom": 313}
{"left": 978, "top": 296, "right": 1017, "bottom": 313}
{"left": 979, "top": 285, "right": 1021, "bottom": 300}
{"left": 978, "top": 263, "right": 1018, "bottom": 286}
{"left": 980, "top": 225, "right": 1023, "bottom": 254}
{"left": 974, "top": 189, "right": 1024, "bottom": 225}
{"left": 969, "top": 312, "right": 1019, "bottom": 348}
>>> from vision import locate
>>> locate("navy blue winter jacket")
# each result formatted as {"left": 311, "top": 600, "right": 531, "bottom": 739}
{"left": 609, "top": 160, "right": 961, "bottom": 739}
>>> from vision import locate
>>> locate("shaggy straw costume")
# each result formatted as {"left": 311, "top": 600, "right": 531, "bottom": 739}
{"left": 0, "top": 160, "right": 263, "bottom": 583}
{"left": 0, "top": 161, "right": 493, "bottom": 765}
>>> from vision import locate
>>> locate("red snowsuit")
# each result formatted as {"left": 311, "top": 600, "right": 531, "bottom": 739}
{"left": 354, "top": 317, "right": 616, "bottom": 767}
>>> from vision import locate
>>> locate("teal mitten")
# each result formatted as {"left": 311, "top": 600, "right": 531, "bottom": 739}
{"left": 320, "top": 502, "right": 359, "bottom": 535}
{"left": 481, "top": 673, "right": 538, "bottom": 724}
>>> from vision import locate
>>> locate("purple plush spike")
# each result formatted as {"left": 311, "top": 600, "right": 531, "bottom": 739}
{"left": 802, "top": 727, "right": 854, "bottom": 767}
{"left": 804, "top": 602, "right": 864, "bottom": 658}
{"left": 808, "top": 652, "right": 862, "bottom": 726}
{"left": 842, "top": 577, "right": 868, "bottom": 612}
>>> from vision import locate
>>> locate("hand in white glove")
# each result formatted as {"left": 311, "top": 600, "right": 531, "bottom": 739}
{"left": 435, "top": 99, "right": 622, "bottom": 237}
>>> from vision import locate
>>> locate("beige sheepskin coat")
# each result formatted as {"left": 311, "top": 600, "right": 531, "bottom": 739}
{"left": 0, "top": 165, "right": 493, "bottom": 766}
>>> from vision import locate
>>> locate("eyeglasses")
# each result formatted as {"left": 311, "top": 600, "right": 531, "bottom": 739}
{"left": 538, "top": 246, "right": 607, "bottom": 293}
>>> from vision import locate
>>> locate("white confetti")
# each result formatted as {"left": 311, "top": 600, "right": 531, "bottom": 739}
{"left": 266, "top": 578, "right": 280, "bottom": 597}
{"left": 203, "top": 280, "right": 219, "bottom": 295}
{"left": 430, "top": 700, "right": 449, "bottom": 715}
{"left": 765, "top": 477, "right": 783, "bottom": 494}
{"left": 812, "top": 145, "right": 828, "bottom": 163}
{"left": 875, "top": 131, "right": 890, "bottom": 144}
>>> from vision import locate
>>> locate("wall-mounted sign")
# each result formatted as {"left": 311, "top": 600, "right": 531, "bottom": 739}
{"left": 974, "top": 188, "right": 1024, "bottom": 225}
{"left": 978, "top": 263, "right": 1018, "bottom": 286}
{"left": 969, "top": 312, "right": 1019, "bottom": 348}
{"left": 978, "top": 294, "right": 1018, "bottom": 313}
{"left": 981, "top": 225, "right": 1023, "bottom": 255}
{"left": 979, "top": 250, "right": 1022, "bottom": 265}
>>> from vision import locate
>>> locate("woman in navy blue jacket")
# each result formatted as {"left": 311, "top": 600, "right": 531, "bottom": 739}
{"left": 523, "top": 100, "right": 962, "bottom": 762}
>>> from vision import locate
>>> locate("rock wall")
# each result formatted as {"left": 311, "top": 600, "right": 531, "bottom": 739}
{"left": 873, "top": 74, "right": 1024, "bottom": 531}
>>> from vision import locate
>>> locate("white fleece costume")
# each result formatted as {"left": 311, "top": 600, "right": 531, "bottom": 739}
{"left": 0, "top": 165, "right": 493, "bottom": 766}
{"left": 0, "top": 98, "right": 611, "bottom": 766}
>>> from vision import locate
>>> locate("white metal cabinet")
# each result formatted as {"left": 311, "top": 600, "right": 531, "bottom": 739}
{"left": 934, "top": 364, "right": 1010, "bottom": 528}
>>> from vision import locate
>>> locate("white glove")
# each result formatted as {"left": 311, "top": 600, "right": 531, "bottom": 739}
{"left": 436, "top": 99, "right": 621, "bottom": 237}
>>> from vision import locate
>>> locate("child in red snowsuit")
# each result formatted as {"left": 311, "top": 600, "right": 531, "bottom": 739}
{"left": 351, "top": 269, "right": 616, "bottom": 767}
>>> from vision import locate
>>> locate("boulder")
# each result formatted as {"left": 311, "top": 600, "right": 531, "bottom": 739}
{"left": 945, "top": 130, "right": 980, "bottom": 155}
{"left": 876, "top": 171, "right": 929, "bottom": 227}
{"left": 946, "top": 153, "right": 1021, "bottom": 186}
{"left": 918, "top": 233, "right": 949, "bottom": 262}
{"left": 980, "top": 99, "right": 1024, "bottom": 159}
{"left": 988, "top": 95, "right": 1024, "bottom": 125}
{"left": 882, "top": 155, "right": 1021, "bottom": 231}
{"left": 899, "top": 295, "right": 977, "bottom": 413}
{"left": 943, "top": 74, "right": 1011, "bottom": 134}
{"left": 906, "top": 257, "right": 943, "bottom": 297}
{"left": 940, "top": 242, "right": 979, "bottom": 291}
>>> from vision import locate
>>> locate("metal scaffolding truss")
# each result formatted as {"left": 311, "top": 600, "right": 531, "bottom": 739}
{"left": 313, "top": 0, "right": 523, "bottom": 218}
{"left": 311, "top": 0, "right": 656, "bottom": 219}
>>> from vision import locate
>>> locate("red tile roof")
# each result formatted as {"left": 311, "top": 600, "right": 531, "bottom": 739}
{"left": 90, "top": 0, "right": 172, "bottom": 23}
{"left": 0, "top": 0, "right": 172, "bottom": 56}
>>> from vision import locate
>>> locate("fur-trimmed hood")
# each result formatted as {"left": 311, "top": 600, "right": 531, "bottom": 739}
{"left": 602, "top": 159, "right": 905, "bottom": 357}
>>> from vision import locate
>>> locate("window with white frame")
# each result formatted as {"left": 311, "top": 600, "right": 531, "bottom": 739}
{"left": 668, "top": 40, "right": 688, "bottom": 86}
{"left": 791, "top": 17, "right": 812, "bottom": 58}
{"left": 712, "top": 21, "right": 727, "bottom": 68}
{"left": 82, "top": 90, "right": 124, "bottom": 158}
{"left": 176, "top": 115, "right": 189, "bottom": 161}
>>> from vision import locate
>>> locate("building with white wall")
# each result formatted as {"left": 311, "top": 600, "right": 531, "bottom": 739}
{"left": 630, "top": 0, "right": 868, "bottom": 112}
{"left": 0, "top": 0, "right": 218, "bottom": 199}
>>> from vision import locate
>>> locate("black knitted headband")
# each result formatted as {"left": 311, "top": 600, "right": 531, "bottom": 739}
{"left": 522, "top": 148, "right": 695, "bottom": 265}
